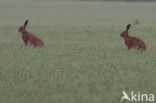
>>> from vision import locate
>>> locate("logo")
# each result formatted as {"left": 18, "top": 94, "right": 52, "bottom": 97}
{"left": 121, "top": 91, "right": 154, "bottom": 102}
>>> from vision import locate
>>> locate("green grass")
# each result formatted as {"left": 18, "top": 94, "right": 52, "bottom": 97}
{"left": 0, "top": 0, "right": 156, "bottom": 103}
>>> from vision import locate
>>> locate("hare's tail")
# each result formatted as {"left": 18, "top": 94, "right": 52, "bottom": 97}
{"left": 143, "top": 45, "right": 147, "bottom": 51}
{"left": 37, "top": 40, "right": 44, "bottom": 47}
{"left": 139, "top": 43, "right": 147, "bottom": 51}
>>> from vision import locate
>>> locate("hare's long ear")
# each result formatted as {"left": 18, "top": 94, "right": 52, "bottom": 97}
{"left": 126, "top": 24, "right": 131, "bottom": 32}
{"left": 24, "top": 20, "right": 28, "bottom": 27}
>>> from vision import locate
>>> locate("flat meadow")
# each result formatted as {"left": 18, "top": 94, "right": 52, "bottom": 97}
{"left": 0, "top": 0, "right": 156, "bottom": 103}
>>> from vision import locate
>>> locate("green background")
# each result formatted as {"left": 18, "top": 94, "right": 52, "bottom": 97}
{"left": 0, "top": 0, "right": 156, "bottom": 103}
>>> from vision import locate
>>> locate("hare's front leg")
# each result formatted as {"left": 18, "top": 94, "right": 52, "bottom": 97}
{"left": 128, "top": 46, "right": 133, "bottom": 50}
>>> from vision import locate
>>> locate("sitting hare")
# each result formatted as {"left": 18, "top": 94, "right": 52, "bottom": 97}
{"left": 120, "top": 24, "right": 146, "bottom": 51}
{"left": 133, "top": 19, "right": 140, "bottom": 25}
{"left": 18, "top": 20, "right": 44, "bottom": 47}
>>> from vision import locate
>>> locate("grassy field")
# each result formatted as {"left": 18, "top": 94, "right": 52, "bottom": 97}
{"left": 0, "top": 0, "right": 156, "bottom": 103}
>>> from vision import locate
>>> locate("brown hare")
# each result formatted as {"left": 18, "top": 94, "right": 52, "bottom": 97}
{"left": 18, "top": 20, "right": 44, "bottom": 47}
{"left": 120, "top": 24, "right": 146, "bottom": 51}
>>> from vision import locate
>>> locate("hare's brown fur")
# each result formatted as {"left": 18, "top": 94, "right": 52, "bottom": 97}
{"left": 120, "top": 24, "right": 146, "bottom": 51}
{"left": 18, "top": 20, "right": 44, "bottom": 47}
